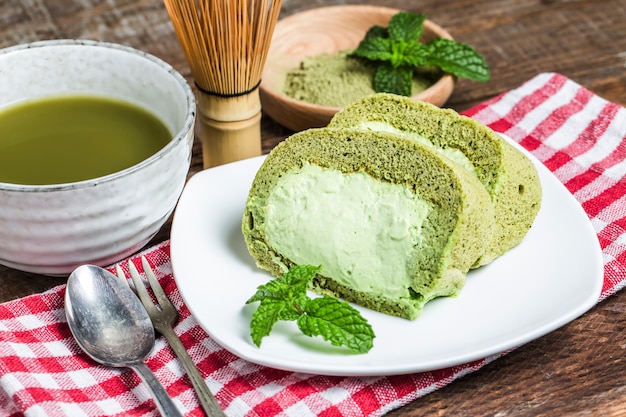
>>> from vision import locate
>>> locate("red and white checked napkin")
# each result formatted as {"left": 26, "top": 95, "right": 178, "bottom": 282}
{"left": 1, "top": 72, "right": 625, "bottom": 417}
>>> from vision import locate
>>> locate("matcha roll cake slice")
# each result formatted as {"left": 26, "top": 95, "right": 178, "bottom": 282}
{"left": 242, "top": 127, "right": 495, "bottom": 320}
{"left": 329, "top": 93, "right": 542, "bottom": 266}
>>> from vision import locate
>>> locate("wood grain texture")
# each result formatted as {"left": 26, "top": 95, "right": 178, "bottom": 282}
{"left": 1, "top": 0, "right": 625, "bottom": 415}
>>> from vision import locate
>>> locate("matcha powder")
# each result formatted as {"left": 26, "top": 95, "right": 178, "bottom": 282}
{"left": 283, "top": 50, "right": 437, "bottom": 108}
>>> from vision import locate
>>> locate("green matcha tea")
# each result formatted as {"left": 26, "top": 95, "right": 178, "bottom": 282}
{"left": 0, "top": 95, "right": 171, "bottom": 185}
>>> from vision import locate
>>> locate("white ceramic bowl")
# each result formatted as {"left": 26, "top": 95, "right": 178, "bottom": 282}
{"left": 0, "top": 40, "right": 195, "bottom": 275}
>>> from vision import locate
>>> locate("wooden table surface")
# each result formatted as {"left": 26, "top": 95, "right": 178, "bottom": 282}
{"left": 1, "top": 0, "right": 625, "bottom": 415}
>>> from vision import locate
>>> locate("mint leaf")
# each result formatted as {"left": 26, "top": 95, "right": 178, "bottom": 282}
{"left": 246, "top": 265, "right": 375, "bottom": 353}
{"left": 424, "top": 38, "right": 490, "bottom": 82}
{"left": 353, "top": 36, "right": 394, "bottom": 62}
{"left": 400, "top": 41, "right": 429, "bottom": 67}
{"left": 246, "top": 278, "right": 288, "bottom": 304}
{"left": 352, "top": 11, "right": 490, "bottom": 97}
{"left": 374, "top": 63, "right": 413, "bottom": 96}
{"left": 246, "top": 264, "right": 319, "bottom": 304}
{"left": 388, "top": 40, "right": 424, "bottom": 68}
{"left": 364, "top": 25, "right": 388, "bottom": 40}
{"left": 283, "top": 264, "right": 320, "bottom": 291}
{"left": 388, "top": 12, "right": 425, "bottom": 42}
{"left": 298, "top": 296, "right": 375, "bottom": 353}
{"left": 248, "top": 265, "right": 320, "bottom": 346}
{"left": 279, "top": 295, "right": 309, "bottom": 321}
{"left": 249, "top": 298, "right": 288, "bottom": 347}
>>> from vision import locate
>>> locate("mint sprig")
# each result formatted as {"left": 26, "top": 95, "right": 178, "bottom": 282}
{"left": 246, "top": 265, "right": 375, "bottom": 353}
{"left": 352, "top": 11, "right": 490, "bottom": 96}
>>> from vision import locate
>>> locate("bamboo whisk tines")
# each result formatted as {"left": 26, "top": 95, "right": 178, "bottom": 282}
{"left": 163, "top": 0, "right": 282, "bottom": 168}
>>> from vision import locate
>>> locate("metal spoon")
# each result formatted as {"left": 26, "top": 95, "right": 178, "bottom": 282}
{"left": 65, "top": 265, "right": 183, "bottom": 417}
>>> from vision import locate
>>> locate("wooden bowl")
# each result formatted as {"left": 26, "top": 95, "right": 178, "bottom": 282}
{"left": 260, "top": 5, "right": 456, "bottom": 132}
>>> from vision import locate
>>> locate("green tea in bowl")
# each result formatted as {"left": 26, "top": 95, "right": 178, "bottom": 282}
{"left": 0, "top": 95, "right": 172, "bottom": 185}
{"left": 0, "top": 39, "right": 196, "bottom": 275}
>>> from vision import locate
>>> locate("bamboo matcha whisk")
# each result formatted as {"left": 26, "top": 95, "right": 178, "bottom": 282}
{"left": 163, "top": 0, "right": 282, "bottom": 168}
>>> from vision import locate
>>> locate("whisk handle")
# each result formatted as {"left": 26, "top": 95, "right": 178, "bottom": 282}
{"left": 199, "top": 112, "right": 262, "bottom": 168}
{"left": 198, "top": 90, "right": 263, "bottom": 168}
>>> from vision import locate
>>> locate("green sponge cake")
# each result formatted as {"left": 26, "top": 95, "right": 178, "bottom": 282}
{"left": 328, "top": 93, "right": 542, "bottom": 266}
{"left": 242, "top": 127, "right": 495, "bottom": 320}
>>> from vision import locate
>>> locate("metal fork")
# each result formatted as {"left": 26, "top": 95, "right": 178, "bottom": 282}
{"left": 116, "top": 257, "right": 226, "bottom": 417}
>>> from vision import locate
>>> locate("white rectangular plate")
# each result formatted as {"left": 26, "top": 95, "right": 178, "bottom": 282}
{"left": 170, "top": 135, "right": 603, "bottom": 376}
